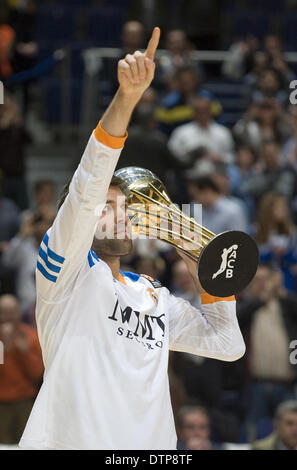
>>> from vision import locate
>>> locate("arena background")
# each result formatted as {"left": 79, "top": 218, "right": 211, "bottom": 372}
{"left": 0, "top": 0, "right": 297, "bottom": 450}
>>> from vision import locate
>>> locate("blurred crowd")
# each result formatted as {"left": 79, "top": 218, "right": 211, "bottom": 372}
{"left": 0, "top": 0, "right": 297, "bottom": 450}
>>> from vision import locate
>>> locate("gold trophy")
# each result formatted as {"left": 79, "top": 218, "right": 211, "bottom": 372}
{"left": 115, "top": 167, "right": 259, "bottom": 297}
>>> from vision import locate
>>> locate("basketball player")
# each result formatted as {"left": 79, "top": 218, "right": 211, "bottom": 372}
{"left": 19, "top": 28, "right": 245, "bottom": 450}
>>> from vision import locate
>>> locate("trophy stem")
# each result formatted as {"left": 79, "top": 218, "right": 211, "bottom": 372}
{"left": 131, "top": 188, "right": 215, "bottom": 244}
{"left": 149, "top": 183, "right": 216, "bottom": 240}
{"left": 130, "top": 206, "right": 210, "bottom": 247}
{"left": 135, "top": 223, "right": 204, "bottom": 251}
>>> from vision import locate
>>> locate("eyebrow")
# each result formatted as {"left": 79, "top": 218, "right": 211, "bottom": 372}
{"left": 106, "top": 200, "right": 128, "bottom": 206}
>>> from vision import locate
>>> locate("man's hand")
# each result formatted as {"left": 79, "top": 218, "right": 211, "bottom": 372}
{"left": 100, "top": 27, "right": 160, "bottom": 137}
{"left": 117, "top": 27, "right": 160, "bottom": 97}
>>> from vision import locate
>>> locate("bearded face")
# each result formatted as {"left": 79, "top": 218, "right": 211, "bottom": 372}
{"left": 92, "top": 186, "right": 133, "bottom": 258}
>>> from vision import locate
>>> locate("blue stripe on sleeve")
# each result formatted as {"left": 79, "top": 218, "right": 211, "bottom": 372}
{"left": 88, "top": 251, "right": 95, "bottom": 267}
{"left": 47, "top": 246, "right": 65, "bottom": 264}
{"left": 37, "top": 261, "right": 58, "bottom": 283}
{"left": 38, "top": 247, "right": 62, "bottom": 273}
{"left": 42, "top": 233, "right": 65, "bottom": 264}
{"left": 91, "top": 250, "right": 99, "bottom": 262}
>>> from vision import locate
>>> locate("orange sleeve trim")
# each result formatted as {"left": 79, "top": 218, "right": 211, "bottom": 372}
{"left": 201, "top": 293, "right": 235, "bottom": 305}
{"left": 118, "top": 273, "right": 127, "bottom": 285}
{"left": 93, "top": 121, "right": 128, "bottom": 149}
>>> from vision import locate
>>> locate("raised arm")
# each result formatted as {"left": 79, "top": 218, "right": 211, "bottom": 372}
{"left": 36, "top": 28, "right": 160, "bottom": 301}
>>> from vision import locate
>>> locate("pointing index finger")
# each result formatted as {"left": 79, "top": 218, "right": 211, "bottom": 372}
{"left": 145, "top": 27, "right": 160, "bottom": 60}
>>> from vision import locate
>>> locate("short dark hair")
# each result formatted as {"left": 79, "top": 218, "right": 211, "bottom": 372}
{"left": 189, "top": 176, "right": 219, "bottom": 193}
{"left": 175, "top": 65, "right": 200, "bottom": 81}
{"left": 236, "top": 144, "right": 258, "bottom": 162}
{"left": 275, "top": 401, "right": 297, "bottom": 421}
{"left": 57, "top": 174, "right": 123, "bottom": 210}
{"left": 260, "top": 66, "right": 284, "bottom": 88}
{"left": 176, "top": 405, "right": 209, "bottom": 429}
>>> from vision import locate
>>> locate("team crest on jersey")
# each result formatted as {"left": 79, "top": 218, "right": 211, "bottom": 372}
{"left": 140, "top": 274, "right": 162, "bottom": 289}
{"left": 147, "top": 287, "right": 159, "bottom": 305}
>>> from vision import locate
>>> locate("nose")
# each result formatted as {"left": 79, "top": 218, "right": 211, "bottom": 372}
{"left": 116, "top": 204, "right": 127, "bottom": 225}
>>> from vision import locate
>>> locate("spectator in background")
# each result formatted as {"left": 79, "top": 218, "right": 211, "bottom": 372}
{"left": 183, "top": 145, "right": 220, "bottom": 170}
{"left": 229, "top": 145, "right": 258, "bottom": 192}
{"left": 134, "top": 87, "right": 158, "bottom": 112}
{"left": 176, "top": 406, "right": 214, "bottom": 450}
{"left": 118, "top": 104, "right": 181, "bottom": 197}
{"left": 237, "top": 265, "right": 297, "bottom": 440}
{"left": 176, "top": 405, "right": 224, "bottom": 450}
{"left": 252, "top": 401, "right": 297, "bottom": 450}
{"left": 212, "top": 163, "right": 250, "bottom": 224}
{"left": 225, "top": 33, "right": 295, "bottom": 87}
{"left": 263, "top": 34, "right": 296, "bottom": 85}
{"left": 222, "top": 35, "right": 259, "bottom": 80}
{"left": 243, "top": 51, "right": 269, "bottom": 89}
{"left": 254, "top": 192, "right": 297, "bottom": 292}
{"left": 157, "top": 29, "right": 203, "bottom": 90}
{"left": 187, "top": 176, "right": 248, "bottom": 234}
{"left": 156, "top": 66, "right": 203, "bottom": 137}
{"left": 156, "top": 67, "right": 221, "bottom": 137}
{"left": 233, "top": 99, "right": 290, "bottom": 153}
{"left": 0, "top": 294, "right": 43, "bottom": 444}
{"left": 21, "top": 179, "right": 56, "bottom": 223}
{"left": 264, "top": 34, "right": 284, "bottom": 62}
{"left": 212, "top": 162, "right": 249, "bottom": 205}
{"left": 0, "top": 92, "right": 31, "bottom": 210}
{"left": 187, "top": 159, "right": 250, "bottom": 224}
{"left": 251, "top": 68, "right": 288, "bottom": 107}
{"left": 228, "top": 145, "right": 258, "bottom": 220}
{"left": 1, "top": 204, "right": 57, "bottom": 318}
{"left": 121, "top": 20, "right": 145, "bottom": 56}
{"left": 168, "top": 95, "right": 233, "bottom": 166}
{"left": 33, "top": 179, "right": 56, "bottom": 210}
{"left": 240, "top": 140, "right": 296, "bottom": 204}
{"left": 122, "top": 98, "right": 187, "bottom": 204}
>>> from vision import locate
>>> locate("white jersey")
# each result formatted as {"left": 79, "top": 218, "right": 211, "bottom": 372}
{"left": 19, "top": 124, "right": 245, "bottom": 450}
